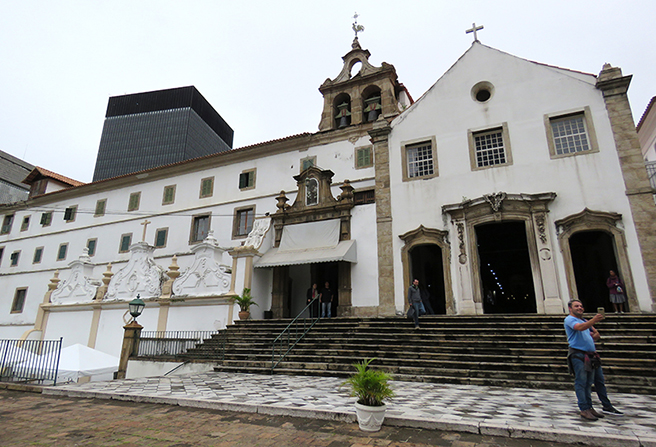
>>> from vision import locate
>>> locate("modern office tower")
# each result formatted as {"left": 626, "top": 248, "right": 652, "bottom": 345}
{"left": 92, "top": 86, "right": 233, "bottom": 182}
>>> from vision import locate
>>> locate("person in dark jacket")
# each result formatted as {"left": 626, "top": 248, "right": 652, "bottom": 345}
{"left": 320, "top": 281, "right": 334, "bottom": 318}
{"left": 407, "top": 279, "right": 422, "bottom": 329}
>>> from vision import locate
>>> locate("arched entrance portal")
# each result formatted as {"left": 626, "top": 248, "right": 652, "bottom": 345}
{"left": 569, "top": 231, "right": 620, "bottom": 312}
{"left": 409, "top": 244, "right": 446, "bottom": 314}
{"left": 475, "top": 221, "right": 537, "bottom": 314}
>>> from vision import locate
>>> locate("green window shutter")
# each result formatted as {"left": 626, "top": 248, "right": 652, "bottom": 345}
{"left": 155, "top": 229, "right": 167, "bottom": 247}
{"left": 87, "top": 239, "right": 96, "bottom": 256}
{"left": 95, "top": 200, "right": 106, "bottom": 216}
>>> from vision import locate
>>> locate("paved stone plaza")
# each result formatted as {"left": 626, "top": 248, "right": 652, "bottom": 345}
{"left": 39, "top": 371, "right": 656, "bottom": 446}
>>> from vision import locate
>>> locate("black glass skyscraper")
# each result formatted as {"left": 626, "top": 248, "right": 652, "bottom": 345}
{"left": 92, "top": 86, "right": 233, "bottom": 182}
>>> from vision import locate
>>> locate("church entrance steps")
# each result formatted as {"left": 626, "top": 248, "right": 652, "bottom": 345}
{"left": 175, "top": 314, "right": 656, "bottom": 394}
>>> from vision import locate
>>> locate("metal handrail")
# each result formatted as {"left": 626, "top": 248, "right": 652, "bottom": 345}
{"left": 646, "top": 160, "right": 656, "bottom": 191}
{"left": 271, "top": 298, "right": 320, "bottom": 372}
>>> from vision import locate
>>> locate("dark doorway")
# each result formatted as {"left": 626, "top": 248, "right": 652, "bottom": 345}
{"left": 312, "top": 262, "right": 339, "bottom": 316}
{"left": 409, "top": 244, "right": 446, "bottom": 314}
{"left": 475, "top": 221, "right": 537, "bottom": 314}
{"left": 569, "top": 231, "right": 619, "bottom": 312}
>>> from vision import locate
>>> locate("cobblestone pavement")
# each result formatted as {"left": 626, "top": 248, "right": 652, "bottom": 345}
{"left": 41, "top": 371, "right": 656, "bottom": 446}
{"left": 0, "top": 390, "right": 578, "bottom": 447}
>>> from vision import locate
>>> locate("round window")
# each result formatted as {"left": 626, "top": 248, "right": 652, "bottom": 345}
{"left": 471, "top": 81, "right": 494, "bottom": 103}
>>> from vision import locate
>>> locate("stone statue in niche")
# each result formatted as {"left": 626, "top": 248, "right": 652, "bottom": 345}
{"left": 306, "top": 178, "right": 318, "bottom": 206}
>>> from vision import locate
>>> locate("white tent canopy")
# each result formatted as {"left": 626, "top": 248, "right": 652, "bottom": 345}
{"left": 55, "top": 344, "right": 119, "bottom": 383}
{"left": 15, "top": 343, "right": 119, "bottom": 384}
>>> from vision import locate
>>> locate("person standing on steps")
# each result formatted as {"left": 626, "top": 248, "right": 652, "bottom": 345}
{"left": 407, "top": 279, "right": 422, "bottom": 329}
{"left": 306, "top": 283, "right": 320, "bottom": 318}
{"left": 564, "top": 299, "right": 623, "bottom": 421}
{"left": 606, "top": 270, "right": 627, "bottom": 314}
{"left": 320, "top": 281, "right": 334, "bottom": 318}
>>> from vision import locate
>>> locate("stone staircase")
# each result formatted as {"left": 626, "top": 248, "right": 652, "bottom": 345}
{"left": 181, "top": 314, "right": 656, "bottom": 394}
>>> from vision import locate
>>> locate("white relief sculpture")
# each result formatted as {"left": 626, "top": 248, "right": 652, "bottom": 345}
{"left": 51, "top": 248, "right": 101, "bottom": 305}
{"left": 173, "top": 233, "right": 231, "bottom": 297}
{"left": 105, "top": 242, "right": 166, "bottom": 301}
{"left": 242, "top": 217, "right": 271, "bottom": 250}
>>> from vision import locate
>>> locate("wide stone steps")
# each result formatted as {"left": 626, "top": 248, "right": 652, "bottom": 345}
{"left": 172, "top": 314, "right": 656, "bottom": 394}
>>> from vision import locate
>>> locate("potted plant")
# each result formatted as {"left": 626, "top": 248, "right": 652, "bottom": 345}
{"left": 233, "top": 288, "right": 258, "bottom": 320}
{"left": 342, "top": 358, "right": 394, "bottom": 432}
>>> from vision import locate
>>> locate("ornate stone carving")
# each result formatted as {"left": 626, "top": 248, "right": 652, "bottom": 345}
{"left": 51, "top": 249, "right": 101, "bottom": 305}
{"left": 483, "top": 192, "right": 506, "bottom": 212}
{"left": 457, "top": 223, "right": 467, "bottom": 265}
{"left": 173, "top": 235, "right": 231, "bottom": 297}
{"left": 106, "top": 242, "right": 165, "bottom": 301}
{"left": 160, "top": 256, "right": 180, "bottom": 299}
{"left": 535, "top": 213, "right": 547, "bottom": 244}
{"left": 94, "top": 263, "right": 113, "bottom": 301}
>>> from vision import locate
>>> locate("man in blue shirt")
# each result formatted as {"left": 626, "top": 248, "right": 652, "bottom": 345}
{"left": 564, "top": 300, "right": 623, "bottom": 421}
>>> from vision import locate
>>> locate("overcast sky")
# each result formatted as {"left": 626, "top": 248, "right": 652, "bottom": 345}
{"left": 1, "top": 1, "right": 654, "bottom": 183}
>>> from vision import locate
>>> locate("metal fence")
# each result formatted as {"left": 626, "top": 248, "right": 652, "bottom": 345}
{"left": 137, "top": 331, "right": 218, "bottom": 357}
{"left": 0, "top": 338, "right": 63, "bottom": 386}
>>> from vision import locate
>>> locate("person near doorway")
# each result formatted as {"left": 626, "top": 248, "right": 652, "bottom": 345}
{"left": 306, "top": 283, "right": 321, "bottom": 318}
{"left": 606, "top": 270, "right": 627, "bottom": 314}
{"left": 564, "top": 299, "right": 623, "bottom": 421}
{"left": 420, "top": 287, "right": 434, "bottom": 315}
{"left": 407, "top": 279, "right": 422, "bottom": 329}
{"left": 320, "top": 281, "right": 334, "bottom": 318}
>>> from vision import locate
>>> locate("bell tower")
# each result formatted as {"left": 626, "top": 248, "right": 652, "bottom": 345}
{"left": 318, "top": 15, "right": 411, "bottom": 132}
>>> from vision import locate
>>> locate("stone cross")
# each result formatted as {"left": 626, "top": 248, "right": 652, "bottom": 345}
{"left": 466, "top": 22, "right": 484, "bottom": 42}
{"left": 352, "top": 12, "right": 364, "bottom": 39}
{"left": 140, "top": 219, "right": 151, "bottom": 242}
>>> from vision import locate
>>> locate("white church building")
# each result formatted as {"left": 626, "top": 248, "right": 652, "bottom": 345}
{"left": 0, "top": 37, "right": 654, "bottom": 359}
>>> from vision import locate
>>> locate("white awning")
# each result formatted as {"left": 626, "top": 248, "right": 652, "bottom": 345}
{"left": 254, "top": 220, "right": 356, "bottom": 268}
{"left": 254, "top": 239, "right": 357, "bottom": 268}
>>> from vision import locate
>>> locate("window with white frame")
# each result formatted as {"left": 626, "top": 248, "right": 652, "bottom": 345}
{"left": 469, "top": 124, "right": 512, "bottom": 170}
{"left": 545, "top": 108, "right": 598, "bottom": 159}
{"left": 401, "top": 138, "right": 438, "bottom": 181}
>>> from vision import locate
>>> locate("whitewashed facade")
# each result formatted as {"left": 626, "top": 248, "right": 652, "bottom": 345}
{"left": 0, "top": 40, "right": 654, "bottom": 359}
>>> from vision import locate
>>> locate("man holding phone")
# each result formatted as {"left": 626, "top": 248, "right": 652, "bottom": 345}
{"left": 564, "top": 300, "right": 623, "bottom": 420}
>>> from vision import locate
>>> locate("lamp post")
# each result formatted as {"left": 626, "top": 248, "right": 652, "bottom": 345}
{"left": 116, "top": 295, "right": 145, "bottom": 379}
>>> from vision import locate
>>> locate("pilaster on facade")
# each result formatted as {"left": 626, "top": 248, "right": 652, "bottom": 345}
{"left": 369, "top": 119, "right": 395, "bottom": 315}
{"left": 597, "top": 64, "right": 656, "bottom": 310}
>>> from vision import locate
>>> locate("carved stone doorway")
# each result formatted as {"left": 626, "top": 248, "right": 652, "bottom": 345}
{"left": 475, "top": 221, "right": 537, "bottom": 314}
{"left": 409, "top": 244, "right": 446, "bottom": 314}
{"left": 569, "top": 231, "right": 623, "bottom": 312}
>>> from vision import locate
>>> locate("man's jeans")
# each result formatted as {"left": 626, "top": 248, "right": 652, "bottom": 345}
{"left": 321, "top": 302, "right": 331, "bottom": 318}
{"left": 411, "top": 302, "right": 421, "bottom": 327}
{"left": 571, "top": 354, "right": 612, "bottom": 411}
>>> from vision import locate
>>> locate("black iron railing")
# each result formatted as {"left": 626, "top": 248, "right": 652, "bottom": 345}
{"left": 137, "top": 331, "right": 218, "bottom": 357}
{"left": 0, "top": 338, "right": 63, "bottom": 385}
{"left": 271, "top": 298, "right": 320, "bottom": 372}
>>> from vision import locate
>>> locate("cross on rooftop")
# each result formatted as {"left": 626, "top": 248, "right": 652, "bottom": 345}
{"left": 466, "top": 22, "right": 484, "bottom": 42}
{"left": 140, "top": 219, "right": 151, "bottom": 242}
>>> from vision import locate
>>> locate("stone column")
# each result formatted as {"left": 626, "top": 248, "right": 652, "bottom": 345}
{"left": 369, "top": 118, "right": 396, "bottom": 316}
{"left": 116, "top": 321, "right": 142, "bottom": 380}
{"left": 597, "top": 64, "right": 656, "bottom": 311}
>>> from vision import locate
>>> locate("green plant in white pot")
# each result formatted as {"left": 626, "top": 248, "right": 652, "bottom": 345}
{"left": 343, "top": 358, "right": 394, "bottom": 432}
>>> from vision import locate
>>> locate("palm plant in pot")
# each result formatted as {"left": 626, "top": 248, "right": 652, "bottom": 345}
{"left": 343, "top": 358, "right": 394, "bottom": 432}
{"left": 233, "top": 288, "right": 258, "bottom": 320}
